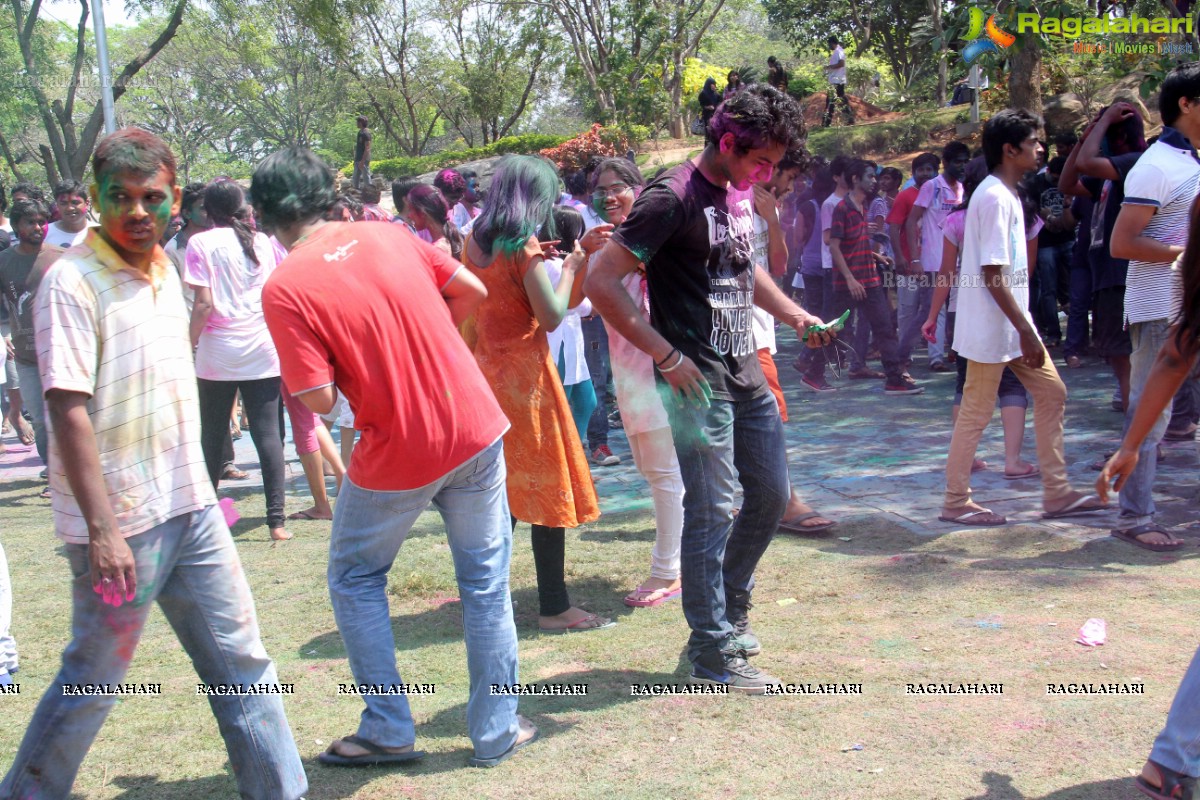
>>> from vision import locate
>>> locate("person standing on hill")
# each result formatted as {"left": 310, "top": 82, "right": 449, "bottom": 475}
{"left": 352, "top": 115, "right": 373, "bottom": 191}
{"left": 822, "top": 36, "right": 855, "bottom": 127}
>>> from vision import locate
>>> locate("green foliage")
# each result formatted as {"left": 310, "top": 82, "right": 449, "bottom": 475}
{"left": 682, "top": 57, "right": 730, "bottom": 109}
{"left": 540, "top": 124, "right": 632, "bottom": 172}
{"left": 806, "top": 111, "right": 950, "bottom": 159}
{"left": 356, "top": 133, "right": 572, "bottom": 179}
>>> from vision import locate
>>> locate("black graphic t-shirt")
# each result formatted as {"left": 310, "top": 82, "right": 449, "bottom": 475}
{"left": 612, "top": 160, "right": 765, "bottom": 401}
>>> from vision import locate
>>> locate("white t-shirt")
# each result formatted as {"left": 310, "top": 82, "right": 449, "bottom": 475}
{"left": 954, "top": 175, "right": 1031, "bottom": 364}
{"left": 184, "top": 227, "right": 280, "bottom": 381}
{"left": 1120, "top": 131, "right": 1200, "bottom": 325}
{"left": 914, "top": 175, "right": 963, "bottom": 273}
{"left": 749, "top": 212, "right": 776, "bottom": 354}
{"left": 43, "top": 222, "right": 93, "bottom": 249}
{"left": 828, "top": 46, "right": 846, "bottom": 84}
{"left": 452, "top": 202, "right": 478, "bottom": 232}
{"left": 820, "top": 192, "right": 842, "bottom": 270}
{"left": 543, "top": 256, "right": 591, "bottom": 386}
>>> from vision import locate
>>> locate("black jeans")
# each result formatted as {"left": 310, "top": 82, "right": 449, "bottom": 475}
{"left": 822, "top": 84, "right": 854, "bottom": 126}
{"left": 197, "top": 377, "right": 286, "bottom": 530}
{"left": 512, "top": 517, "right": 571, "bottom": 617}
{"left": 829, "top": 285, "right": 904, "bottom": 382}
{"left": 801, "top": 271, "right": 836, "bottom": 380}
{"left": 582, "top": 316, "right": 611, "bottom": 450}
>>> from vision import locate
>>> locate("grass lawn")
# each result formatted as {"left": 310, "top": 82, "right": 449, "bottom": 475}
{"left": 2, "top": 457, "right": 1196, "bottom": 799}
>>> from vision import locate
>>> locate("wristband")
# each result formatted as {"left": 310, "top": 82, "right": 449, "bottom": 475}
{"left": 655, "top": 348, "right": 679, "bottom": 368}
{"left": 658, "top": 351, "right": 686, "bottom": 373}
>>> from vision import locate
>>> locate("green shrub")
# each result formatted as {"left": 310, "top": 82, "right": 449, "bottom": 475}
{"left": 345, "top": 132, "right": 573, "bottom": 179}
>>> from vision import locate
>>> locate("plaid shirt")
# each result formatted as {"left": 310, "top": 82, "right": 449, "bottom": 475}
{"left": 830, "top": 196, "right": 879, "bottom": 291}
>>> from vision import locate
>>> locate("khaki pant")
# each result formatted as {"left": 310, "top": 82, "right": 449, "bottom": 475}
{"left": 944, "top": 352, "right": 1073, "bottom": 510}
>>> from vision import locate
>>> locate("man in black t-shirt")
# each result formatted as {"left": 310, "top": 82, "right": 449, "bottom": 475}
{"left": 1031, "top": 156, "right": 1076, "bottom": 345}
{"left": 352, "top": 115, "right": 373, "bottom": 190}
{"left": 586, "top": 85, "right": 830, "bottom": 694}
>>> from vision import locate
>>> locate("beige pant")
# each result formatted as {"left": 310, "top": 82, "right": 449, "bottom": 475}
{"left": 944, "top": 353, "right": 1073, "bottom": 510}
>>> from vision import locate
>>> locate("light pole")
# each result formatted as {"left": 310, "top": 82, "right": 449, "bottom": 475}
{"left": 90, "top": 0, "right": 117, "bottom": 134}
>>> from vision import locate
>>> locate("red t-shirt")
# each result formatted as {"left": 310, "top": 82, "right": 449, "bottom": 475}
{"left": 262, "top": 222, "right": 509, "bottom": 491}
{"left": 885, "top": 185, "right": 920, "bottom": 261}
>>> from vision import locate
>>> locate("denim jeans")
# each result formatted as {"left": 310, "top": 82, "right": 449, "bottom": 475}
{"left": 327, "top": 439, "right": 520, "bottom": 760}
{"left": 1034, "top": 241, "right": 1072, "bottom": 341}
{"left": 1151, "top": 644, "right": 1200, "bottom": 778}
{"left": 830, "top": 285, "right": 905, "bottom": 382}
{"left": 800, "top": 271, "right": 835, "bottom": 379}
{"left": 14, "top": 360, "right": 46, "bottom": 466}
{"left": 666, "top": 391, "right": 789, "bottom": 663}
{"left": 1063, "top": 262, "right": 1091, "bottom": 359}
{"left": 1118, "top": 319, "right": 1175, "bottom": 529}
{"left": 582, "top": 316, "right": 611, "bottom": 450}
{"left": 0, "top": 506, "right": 307, "bottom": 800}
{"left": 896, "top": 277, "right": 945, "bottom": 365}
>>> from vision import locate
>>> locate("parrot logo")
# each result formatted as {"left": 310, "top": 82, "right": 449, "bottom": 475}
{"left": 962, "top": 7, "right": 1016, "bottom": 62}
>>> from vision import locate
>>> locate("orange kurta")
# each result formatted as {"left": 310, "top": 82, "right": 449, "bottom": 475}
{"left": 464, "top": 237, "right": 600, "bottom": 528}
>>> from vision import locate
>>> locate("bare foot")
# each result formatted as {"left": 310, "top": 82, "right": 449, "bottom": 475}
{"left": 971, "top": 458, "right": 987, "bottom": 473}
{"left": 270, "top": 526, "right": 293, "bottom": 541}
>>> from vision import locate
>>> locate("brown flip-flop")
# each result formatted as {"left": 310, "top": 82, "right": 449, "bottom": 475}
{"left": 778, "top": 511, "right": 836, "bottom": 534}
{"left": 938, "top": 508, "right": 1007, "bottom": 526}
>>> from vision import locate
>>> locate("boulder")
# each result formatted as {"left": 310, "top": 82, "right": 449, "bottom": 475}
{"left": 1094, "top": 72, "right": 1160, "bottom": 130}
{"left": 416, "top": 156, "right": 502, "bottom": 191}
{"left": 1041, "top": 93, "right": 1088, "bottom": 137}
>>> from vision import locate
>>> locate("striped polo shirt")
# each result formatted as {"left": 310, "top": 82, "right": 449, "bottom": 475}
{"left": 35, "top": 231, "right": 215, "bottom": 544}
{"left": 1120, "top": 127, "right": 1200, "bottom": 325}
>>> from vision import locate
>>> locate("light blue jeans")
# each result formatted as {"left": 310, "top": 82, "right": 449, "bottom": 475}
{"left": 14, "top": 360, "right": 46, "bottom": 467}
{"left": 1118, "top": 319, "right": 1174, "bottom": 530}
{"left": 1152, "top": 644, "right": 1200, "bottom": 777}
{"left": 0, "top": 506, "right": 307, "bottom": 800}
{"left": 328, "top": 439, "right": 520, "bottom": 760}
{"left": 896, "top": 277, "right": 946, "bottom": 365}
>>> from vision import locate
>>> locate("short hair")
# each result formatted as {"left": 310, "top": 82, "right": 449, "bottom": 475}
{"left": 778, "top": 150, "right": 807, "bottom": 175}
{"left": 93, "top": 128, "right": 177, "bottom": 185}
{"left": 942, "top": 141, "right": 971, "bottom": 164}
{"left": 564, "top": 169, "right": 589, "bottom": 197}
{"left": 1160, "top": 61, "right": 1200, "bottom": 126}
{"left": 912, "top": 153, "right": 940, "bottom": 172}
{"left": 810, "top": 167, "right": 835, "bottom": 201}
{"left": 768, "top": 56, "right": 778, "bottom": 65}
{"left": 879, "top": 166, "right": 903, "bottom": 184}
{"left": 1047, "top": 155, "right": 1067, "bottom": 175}
{"left": 827, "top": 36, "right": 839, "bottom": 46}
{"left": 53, "top": 179, "right": 87, "bottom": 202}
{"left": 588, "top": 157, "right": 646, "bottom": 192}
{"left": 10, "top": 182, "right": 45, "bottom": 203}
{"left": 180, "top": 182, "right": 207, "bottom": 215}
{"left": 360, "top": 182, "right": 381, "bottom": 204}
{"left": 433, "top": 169, "right": 467, "bottom": 198}
{"left": 459, "top": 168, "right": 477, "bottom": 181}
{"left": 391, "top": 178, "right": 421, "bottom": 212}
{"left": 250, "top": 145, "right": 338, "bottom": 229}
{"left": 982, "top": 109, "right": 1043, "bottom": 172}
{"left": 842, "top": 158, "right": 875, "bottom": 185}
{"left": 356, "top": 115, "right": 369, "bottom": 127}
{"left": 708, "top": 84, "right": 806, "bottom": 155}
{"left": 828, "top": 154, "right": 852, "bottom": 182}
{"left": 9, "top": 198, "right": 48, "bottom": 228}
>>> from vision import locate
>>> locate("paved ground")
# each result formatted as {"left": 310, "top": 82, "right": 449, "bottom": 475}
{"left": 4, "top": 325, "right": 1198, "bottom": 545}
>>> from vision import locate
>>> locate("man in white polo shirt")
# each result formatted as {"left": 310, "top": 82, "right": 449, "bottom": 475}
{"left": 0, "top": 128, "right": 306, "bottom": 800}
{"left": 1108, "top": 62, "right": 1200, "bottom": 552}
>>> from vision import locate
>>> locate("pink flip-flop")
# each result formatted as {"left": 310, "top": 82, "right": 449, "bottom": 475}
{"left": 623, "top": 585, "right": 683, "bottom": 608}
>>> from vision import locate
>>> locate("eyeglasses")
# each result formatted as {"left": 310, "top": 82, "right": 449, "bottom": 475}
{"left": 592, "top": 184, "right": 632, "bottom": 200}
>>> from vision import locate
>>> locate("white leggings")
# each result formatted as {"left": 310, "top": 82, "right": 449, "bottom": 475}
{"left": 0, "top": 541, "right": 16, "bottom": 675}
{"left": 627, "top": 427, "right": 684, "bottom": 580}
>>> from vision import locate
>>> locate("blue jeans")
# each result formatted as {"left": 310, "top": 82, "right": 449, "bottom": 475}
{"left": 0, "top": 506, "right": 307, "bottom": 800}
{"left": 14, "top": 360, "right": 46, "bottom": 466}
{"left": 1063, "top": 262, "right": 1091, "bottom": 359}
{"left": 897, "top": 277, "right": 945, "bottom": 365}
{"left": 1118, "top": 320, "right": 1175, "bottom": 529}
{"left": 328, "top": 439, "right": 520, "bottom": 760}
{"left": 582, "top": 316, "right": 611, "bottom": 450}
{"left": 1152, "top": 644, "right": 1200, "bottom": 777}
{"left": 1034, "top": 241, "right": 1071, "bottom": 341}
{"left": 666, "top": 391, "right": 789, "bottom": 663}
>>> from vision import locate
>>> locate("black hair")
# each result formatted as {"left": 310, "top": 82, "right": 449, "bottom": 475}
{"left": 9, "top": 198, "right": 48, "bottom": 229}
{"left": 1053, "top": 131, "right": 1078, "bottom": 150}
{"left": 827, "top": 36, "right": 839, "bottom": 46}
{"left": 92, "top": 128, "right": 176, "bottom": 184}
{"left": 828, "top": 154, "right": 852, "bottom": 184}
{"left": 588, "top": 157, "right": 646, "bottom": 192}
{"left": 1047, "top": 155, "right": 1067, "bottom": 175}
{"left": 879, "top": 166, "right": 903, "bottom": 184}
{"left": 942, "top": 141, "right": 971, "bottom": 164}
{"left": 982, "top": 109, "right": 1043, "bottom": 172}
{"left": 407, "top": 184, "right": 463, "bottom": 260}
{"left": 11, "top": 182, "right": 45, "bottom": 203}
{"left": 912, "top": 152, "right": 940, "bottom": 173}
{"left": 842, "top": 158, "right": 875, "bottom": 186}
{"left": 356, "top": 115, "right": 369, "bottom": 127}
{"left": 391, "top": 178, "right": 421, "bottom": 214}
{"left": 205, "top": 179, "right": 259, "bottom": 266}
{"left": 1160, "top": 62, "right": 1200, "bottom": 126}
{"left": 768, "top": 56, "right": 778, "bottom": 65}
{"left": 564, "top": 170, "right": 589, "bottom": 197}
{"left": 251, "top": 146, "right": 339, "bottom": 230}
{"left": 810, "top": 167, "right": 835, "bottom": 203}
{"left": 707, "top": 84, "right": 807, "bottom": 155}
{"left": 360, "top": 182, "right": 381, "bottom": 204}
{"left": 778, "top": 150, "right": 808, "bottom": 175}
{"left": 459, "top": 168, "right": 477, "bottom": 181}
{"left": 53, "top": 179, "right": 86, "bottom": 201}
{"left": 180, "top": 182, "right": 206, "bottom": 215}
{"left": 541, "top": 206, "right": 585, "bottom": 256}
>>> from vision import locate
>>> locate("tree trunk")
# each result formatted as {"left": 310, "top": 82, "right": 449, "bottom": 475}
{"left": 1008, "top": 40, "right": 1043, "bottom": 116}
{"left": 667, "top": 50, "right": 685, "bottom": 138}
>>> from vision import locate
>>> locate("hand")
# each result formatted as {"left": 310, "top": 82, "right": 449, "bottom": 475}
{"left": 579, "top": 224, "right": 615, "bottom": 255}
{"left": 89, "top": 527, "right": 138, "bottom": 607}
{"left": 660, "top": 354, "right": 712, "bottom": 408}
{"left": 1096, "top": 446, "right": 1139, "bottom": 502}
{"left": 537, "top": 239, "right": 561, "bottom": 258}
{"left": 894, "top": 256, "right": 909, "bottom": 275}
{"left": 752, "top": 184, "right": 779, "bottom": 221}
{"left": 791, "top": 313, "right": 833, "bottom": 349}
{"left": 1100, "top": 101, "right": 1135, "bottom": 127}
{"left": 1018, "top": 326, "right": 1045, "bottom": 368}
{"left": 867, "top": 221, "right": 881, "bottom": 237}
{"left": 847, "top": 277, "right": 866, "bottom": 301}
{"left": 905, "top": 259, "right": 922, "bottom": 277}
{"left": 921, "top": 318, "right": 938, "bottom": 343}
{"left": 4, "top": 338, "right": 13, "bottom": 359}
{"left": 563, "top": 240, "right": 587, "bottom": 272}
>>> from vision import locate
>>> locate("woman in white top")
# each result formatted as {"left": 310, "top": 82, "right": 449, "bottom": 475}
{"left": 186, "top": 179, "right": 290, "bottom": 541}
{"left": 544, "top": 207, "right": 597, "bottom": 439}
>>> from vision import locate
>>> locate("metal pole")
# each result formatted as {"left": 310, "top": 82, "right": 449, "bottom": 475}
{"left": 970, "top": 63, "right": 981, "bottom": 124}
{"left": 90, "top": 0, "right": 117, "bottom": 134}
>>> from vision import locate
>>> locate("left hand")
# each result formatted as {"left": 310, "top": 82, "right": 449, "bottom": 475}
{"left": 1096, "top": 447, "right": 1139, "bottom": 503}
{"left": 752, "top": 185, "right": 779, "bottom": 221}
{"left": 847, "top": 277, "right": 866, "bottom": 301}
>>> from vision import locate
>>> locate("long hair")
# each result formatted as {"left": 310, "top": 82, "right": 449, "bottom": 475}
{"left": 472, "top": 156, "right": 559, "bottom": 258}
{"left": 408, "top": 184, "right": 463, "bottom": 261}
{"left": 1174, "top": 195, "right": 1200, "bottom": 359}
{"left": 204, "top": 179, "right": 258, "bottom": 266}
{"left": 540, "top": 206, "right": 585, "bottom": 256}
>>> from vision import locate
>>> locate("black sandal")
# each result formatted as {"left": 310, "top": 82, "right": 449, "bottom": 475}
{"left": 1137, "top": 759, "right": 1197, "bottom": 800}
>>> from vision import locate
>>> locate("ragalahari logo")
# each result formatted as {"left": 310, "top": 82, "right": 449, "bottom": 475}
{"left": 962, "top": 7, "right": 1016, "bottom": 62}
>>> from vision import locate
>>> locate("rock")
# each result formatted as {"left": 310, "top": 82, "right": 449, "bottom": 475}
{"left": 416, "top": 157, "right": 503, "bottom": 191}
{"left": 1094, "top": 72, "right": 1160, "bottom": 129}
{"left": 1042, "top": 93, "right": 1088, "bottom": 137}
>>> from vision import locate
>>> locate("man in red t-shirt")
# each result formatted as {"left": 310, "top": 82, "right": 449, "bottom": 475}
{"left": 887, "top": 152, "right": 940, "bottom": 372}
{"left": 255, "top": 147, "right": 535, "bottom": 769}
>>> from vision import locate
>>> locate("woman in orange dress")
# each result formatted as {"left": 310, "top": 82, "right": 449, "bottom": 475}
{"left": 463, "top": 156, "right": 612, "bottom": 634}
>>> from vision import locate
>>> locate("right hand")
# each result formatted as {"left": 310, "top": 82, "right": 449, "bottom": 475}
{"left": 89, "top": 527, "right": 138, "bottom": 607}
{"left": 563, "top": 240, "right": 587, "bottom": 272}
{"left": 1096, "top": 446, "right": 1140, "bottom": 502}
{"left": 1018, "top": 326, "right": 1045, "bottom": 368}
{"left": 921, "top": 317, "right": 938, "bottom": 343}
{"left": 847, "top": 277, "right": 866, "bottom": 301}
{"left": 660, "top": 353, "right": 711, "bottom": 408}
{"left": 1101, "top": 101, "right": 1135, "bottom": 127}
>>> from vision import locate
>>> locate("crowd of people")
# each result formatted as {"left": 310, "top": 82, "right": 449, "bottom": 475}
{"left": 1, "top": 62, "right": 1200, "bottom": 799}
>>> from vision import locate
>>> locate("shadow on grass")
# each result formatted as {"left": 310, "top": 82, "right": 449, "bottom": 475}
{"left": 298, "top": 577, "right": 635, "bottom": 659}
{"left": 965, "top": 771, "right": 1132, "bottom": 799}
